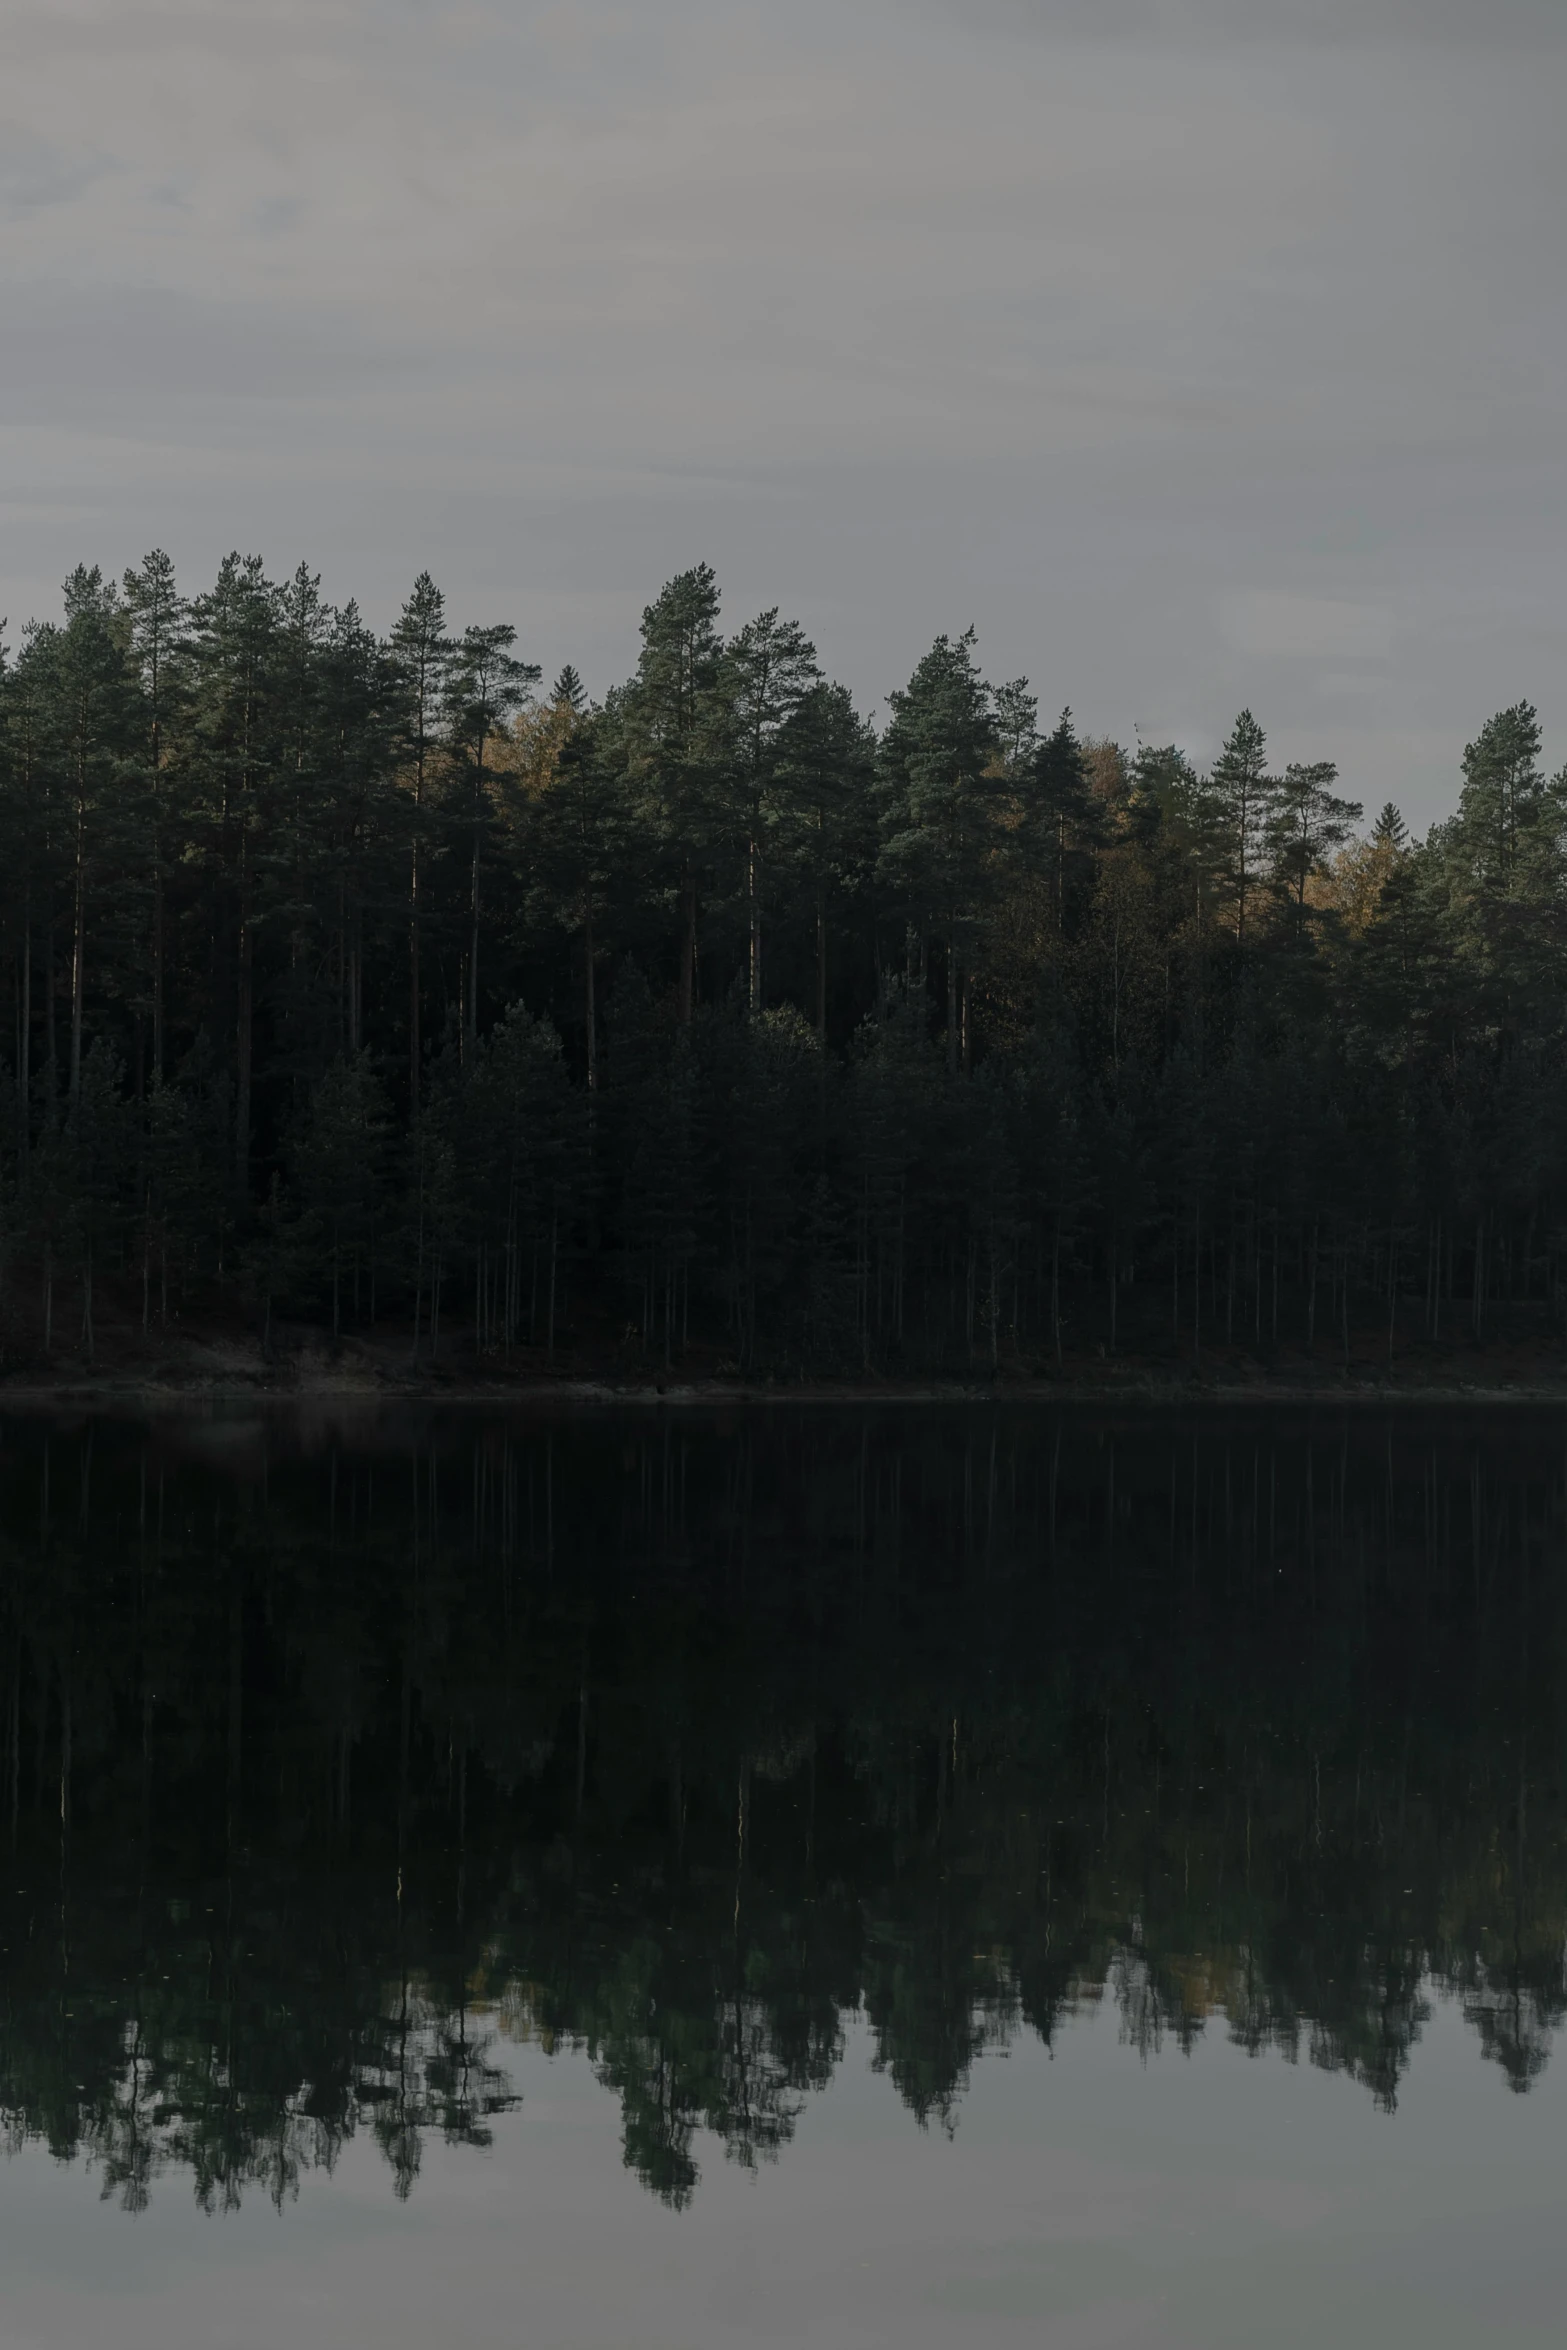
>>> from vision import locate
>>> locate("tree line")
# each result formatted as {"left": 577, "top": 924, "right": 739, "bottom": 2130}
{"left": 0, "top": 1409, "right": 1560, "bottom": 2209}
{"left": 1, "top": 551, "right": 1561, "bottom": 1370}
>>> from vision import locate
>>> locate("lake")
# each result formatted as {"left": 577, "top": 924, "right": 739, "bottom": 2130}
{"left": 0, "top": 1403, "right": 1562, "bottom": 2347}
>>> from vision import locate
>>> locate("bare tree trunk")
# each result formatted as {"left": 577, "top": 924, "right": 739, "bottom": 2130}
{"left": 467, "top": 835, "right": 481, "bottom": 1056}
{"left": 17, "top": 918, "right": 29, "bottom": 1166}
{"left": 747, "top": 836, "right": 761, "bottom": 1014}
{"left": 151, "top": 852, "right": 164, "bottom": 1085}
{"left": 236, "top": 912, "right": 252, "bottom": 1181}
{"left": 989, "top": 1236, "right": 1000, "bottom": 1372}
{"left": 1193, "top": 1204, "right": 1202, "bottom": 1363}
{"left": 410, "top": 1199, "right": 424, "bottom": 1366}
{"left": 409, "top": 833, "right": 421, "bottom": 1112}
{"left": 70, "top": 799, "right": 86, "bottom": 1103}
{"left": 583, "top": 893, "right": 597, "bottom": 1092}
{"left": 44, "top": 919, "right": 57, "bottom": 1095}
{"left": 467, "top": 723, "right": 488, "bottom": 1061}
{"left": 946, "top": 926, "right": 959, "bottom": 1075}
{"left": 1172, "top": 1215, "right": 1180, "bottom": 1341}
{"left": 678, "top": 868, "right": 697, "bottom": 1024}
{"left": 1051, "top": 1217, "right": 1062, "bottom": 1364}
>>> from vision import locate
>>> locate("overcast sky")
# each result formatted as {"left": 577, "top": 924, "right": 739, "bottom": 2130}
{"left": 4, "top": 0, "right": 1564, "bottom": 823}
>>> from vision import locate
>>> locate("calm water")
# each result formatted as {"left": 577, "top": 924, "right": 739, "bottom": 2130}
{"left": 1, "top": 1404, "right": 1565, "bottom": 2347}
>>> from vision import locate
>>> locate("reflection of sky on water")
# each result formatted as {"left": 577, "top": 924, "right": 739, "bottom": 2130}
{"left": 2, "top": 1998, "right": 1559, "bottom": 2350}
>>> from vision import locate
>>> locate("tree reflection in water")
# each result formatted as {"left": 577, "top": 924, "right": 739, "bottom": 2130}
{"left": 0, "top": 1406, "right": 1561, "bottom": 2212}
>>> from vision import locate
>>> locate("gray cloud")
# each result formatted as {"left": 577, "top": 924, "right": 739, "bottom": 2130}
{"left": 940, "top": 0, "right": 1567, "bottom": 45}
{"left": 0, "top": 137, "right": 115, "bottom": 214}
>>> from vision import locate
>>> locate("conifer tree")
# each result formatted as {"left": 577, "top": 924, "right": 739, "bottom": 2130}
{"left": 775, "top": 681, "right": 876, "bottom": 1040}
{"left": 444, "top": 624, "right": 538, "bottom": 1061}
{"left": 186, "top": 554, "right": 285, "bottom": 1180}
{"left": 120, "top": 550, "right": 187, "bottom": 1086}
{"left": 620, "top": 568, "right": 726, "bottom": 1023}
{"left": 389, "top": 574, "right": 452, "bottom": 1111}
{"left": 722, "top": 609, "right": 821, "bottom": 1013}
{"left": 1027, "top": 709, "right": 1103, "bottom": 941}
{"left": 1266, "top": 759, "right": 1362, "bottom": 933}
{"left": 49, "top": 569, "right": 139, "bottom": 1104}
{"left": 877, "top": 631, "right": 1002, "bottom": 1072}
{"left": 1210, "top": 709, "right": 1275, "bottom": 948}
{"left": 528, "top": 701, "right": 627, "bottom": 1092}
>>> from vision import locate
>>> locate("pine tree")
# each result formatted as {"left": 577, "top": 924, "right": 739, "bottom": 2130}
{"left": 1026, "top": 709, "right": 1103, "bottom": 941}
{"left": 390, "top": 575, "right": 452, "bottom": 1112}
{"left": 1265, "top": 759, "right": 1363, "bottom": 933}
{"left": 877, "top": 631, "right": 1002, "bottom": 1072}
{"left": 620, "top": 568, "right": 726, "bottom": 1023}
{"left": 120, "top": 551, "right": 187, "bottom": 1086}
{"left": 722, "top": 609, "right": 821, "bottom": 1014}
{"left": 444, "top": 624, "right": 538, "bottom": 1060}
{"left": 48, "top": 569, "right": 140, "bottom": 1105}
{"left": 528, "top": 702, "right": 628, "bottom": 1093}
{"left": 1210, "top": 709, "right": 1275, "bottom": 948}
{"left": 1455, "top": 703, "right": 1547, "bottom": 897}
{"left": 775, "top": 681, "right": 877, "bottom": 1041}
{"left": 186, "top": 554, "right": 285, "bottom": 1182}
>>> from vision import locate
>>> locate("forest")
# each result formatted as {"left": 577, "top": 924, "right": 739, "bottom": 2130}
{"left": 0, "top": 550, "right": 1562, "bottom": 1375}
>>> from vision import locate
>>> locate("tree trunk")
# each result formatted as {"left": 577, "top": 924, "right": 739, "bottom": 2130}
{"left": 70, "top": 801, "right": 86, "bottom": 1104}
{"left": 679, "top": 868, "right": 697, "bottom": 1024}
{"left": 548, "top": 1205, "right": 559, "bottom": 1365}
{"left": 44, "top": 919, "right": 57, "bottom": 1094}
{"left": 748, "top": 835, "right": 762, "bottom": 1015}
{"left": 1108, "top": 1239, "right": 1118, "bottom": 1355}
{"left": 1051, "top": 1217, "right": 1062, "bottom": 1364}
{"left": 583, "top": 892, "right": 597, "bottom": 1092}
{"left": 1193, "top": 1204, "right": 1202, "bottom": 1363}
{"left": 409, "top": 833, "right": 422, "bottom": 1114}
{"left": 17, "top": 919, "right": 29, "bottom": 1164}
{"left": 151, "top": 852, "right": 164, "bottom": 1086}
{"left": 467, "top": 836, "right": 481, "bottom": 1057}
{"left": 410, "top": 1219, "right": 424, "bottom": 1364}
{"left": 236, "top": 912, "right": 252, "bottom": 1182}
{"left": 946, "top": 927, "right": 958, "bottom": 1075}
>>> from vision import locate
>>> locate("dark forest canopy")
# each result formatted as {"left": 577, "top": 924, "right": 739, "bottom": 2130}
{"left": 0, "top": 553, "right": 1563, "bottom": 1372}
{"left": 1, "top": 1409, "right": 1562, "bottom": 2212}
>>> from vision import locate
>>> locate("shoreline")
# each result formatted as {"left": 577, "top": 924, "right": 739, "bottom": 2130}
{"left": 3, "top": 1367, "right": 1567, "bottom": 1409}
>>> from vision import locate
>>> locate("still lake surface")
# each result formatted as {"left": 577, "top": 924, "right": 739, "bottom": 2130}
{"left": 0, "top": 1403, "right": 1563, "bottom": 2347}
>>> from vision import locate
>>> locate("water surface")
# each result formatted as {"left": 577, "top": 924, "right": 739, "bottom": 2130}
{"left": 0, "top": 1405, "right": 1562, "bottom": 2345}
